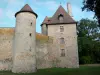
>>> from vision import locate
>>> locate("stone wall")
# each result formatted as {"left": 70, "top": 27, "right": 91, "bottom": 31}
{"left": 0, "top": 28, "right": 14, "bottom": 70}
{"left": 0, "top": 25, "right": 79, "bottom": 71}
{"left": 0, "top": 28, "right": 53, "bottom": 70}
{"left": 36, "top": 33, "right": 53, "bottom": 69}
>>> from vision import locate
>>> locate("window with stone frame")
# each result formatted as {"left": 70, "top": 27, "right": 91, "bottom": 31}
{"left": 61, "top": 49, "right": 65, "bottom": 57}
{"left": 60, "top": 37, "right": 65, "bottom": 44}
{"left": 60, "top": 26, "right": 64, "bottom": 32}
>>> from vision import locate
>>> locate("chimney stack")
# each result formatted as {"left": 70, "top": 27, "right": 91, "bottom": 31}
{"left": 67, "top": 2, "right": 73, "bottom": 17}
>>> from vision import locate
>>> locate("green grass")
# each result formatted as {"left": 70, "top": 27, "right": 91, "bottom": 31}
{"left": 0, "top": 66, "right": 100, "bottom": 75}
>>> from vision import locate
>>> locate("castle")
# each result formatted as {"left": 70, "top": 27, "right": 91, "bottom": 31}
{"left": 0, "top": 3, "right": 79, "bottom": 73}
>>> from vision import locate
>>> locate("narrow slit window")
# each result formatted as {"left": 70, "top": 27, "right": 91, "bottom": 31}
{"left": 31, "top": 22, "right": 32, "bottom": 26}
{"left": 29, "top": 47, "right": 31, "bottom": 51}
{"left": 61, "top": 49, "right": 65, "bottom": 57}
{"left": 29, "top": 33, "right": 32, "bottom": 37}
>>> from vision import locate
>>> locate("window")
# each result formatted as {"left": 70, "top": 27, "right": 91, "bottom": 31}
{"left": 58, "top": 14, "right": 64, "bottom": 22}
{"left": 60, "top": 38, "right": 65, "bottom": 44}
{"left": 29, "top": 47, "right": 31, "bottom": 51}
{"left": 31, "top": 22, "right": 32, "bottom": 26}
{"left": 29, "top": 33, "right": 32, "bottom": 37}
{"left": 48, "top": 20, "right": 50, "bottom": 22}
{"left": 59, "top": 16, "right": 63, "bottom": 22}
{"left": 60, "top": 26, "right": 64, "bottom": 32}
{"left": 61, "top": 49, "right": 65, "bottom": 57}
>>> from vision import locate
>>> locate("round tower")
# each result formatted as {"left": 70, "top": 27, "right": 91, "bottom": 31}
{"left": 12, "top": 4, "right": 38, "bottom": 73}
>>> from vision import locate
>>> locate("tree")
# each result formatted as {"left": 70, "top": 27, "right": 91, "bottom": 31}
{"left": 82, "top": 0, "right": 100, "bottom": 26}
{"left": 77, "top": 18, "right": 100, "bottom": 64}
{"left": 77, "top": 18, "right": 100, "bottom": 40}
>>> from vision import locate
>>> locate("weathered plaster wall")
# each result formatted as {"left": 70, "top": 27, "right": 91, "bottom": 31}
{"left": 48, "top": 24, "right": 79, "bottom": 68}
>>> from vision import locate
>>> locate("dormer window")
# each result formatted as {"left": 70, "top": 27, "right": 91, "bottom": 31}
{"left": 58, "top": 14, "right": 64, "bottom": 22}
{"left": 48, "top": 20, "right": 50, "bottom": 22}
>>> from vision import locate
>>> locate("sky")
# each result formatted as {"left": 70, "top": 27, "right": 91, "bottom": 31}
{"left": 0, "top": 0, "right": 95, "bottom": 33}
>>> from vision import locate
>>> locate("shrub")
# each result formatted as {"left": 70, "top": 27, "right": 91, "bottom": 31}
{"left": 80, "top": 56, "right": 93, "bottom": 64}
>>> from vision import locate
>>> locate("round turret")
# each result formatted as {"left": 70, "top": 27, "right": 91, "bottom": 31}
{"left": 12, "top": 4, "right": 38, "bottom": 73}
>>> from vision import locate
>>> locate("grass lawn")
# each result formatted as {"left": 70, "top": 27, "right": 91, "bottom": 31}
{"left": 0, "top": 66, "right": 100, "bottom": 75}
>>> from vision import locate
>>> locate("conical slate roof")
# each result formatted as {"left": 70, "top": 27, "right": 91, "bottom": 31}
{"left": 42, "top": 5, "right": 76, "bottom": 25}
{"left": 15, "top": 4, "right": 38, "bottom": 18}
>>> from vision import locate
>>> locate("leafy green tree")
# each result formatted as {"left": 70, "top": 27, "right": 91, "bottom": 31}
{"left": 77, "top": 18, "right": 100, "bottom": 64}
{"left": 82, "top": 0, "right": 100, "bottom": 26}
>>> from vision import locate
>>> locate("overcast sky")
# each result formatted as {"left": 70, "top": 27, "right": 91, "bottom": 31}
{"left": 0, "top": 0, "right": 94, "bottom": 33}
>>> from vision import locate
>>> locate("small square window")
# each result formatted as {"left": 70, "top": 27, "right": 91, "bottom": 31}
{"left": 60, "top": 26, "right": 64, "bottom": 32}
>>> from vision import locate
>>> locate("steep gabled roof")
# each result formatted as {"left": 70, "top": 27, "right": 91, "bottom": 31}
{"left": 15, "top": 4, "right": 38, "bottom": 18}
{"left": 41, "top": 5, "right": 76, "bottom": 25}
